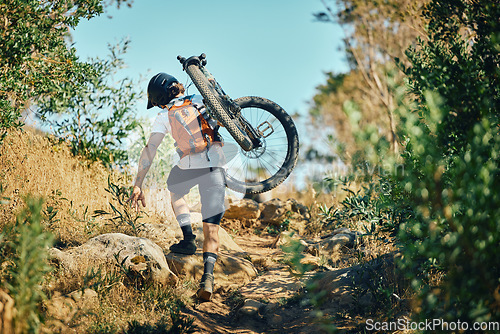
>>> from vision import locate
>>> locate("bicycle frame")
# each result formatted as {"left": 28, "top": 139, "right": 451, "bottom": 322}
{"left": 177, "top": 54, "right": 264, "bottom": 149}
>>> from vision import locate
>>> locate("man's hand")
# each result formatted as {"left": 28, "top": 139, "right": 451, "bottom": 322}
{"left": 127, "top": 186, "right": 146, "bottom": 212}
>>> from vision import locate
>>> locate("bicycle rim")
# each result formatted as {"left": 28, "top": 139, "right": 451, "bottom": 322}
{"left": 221, "top": 96, "right": 299, "bottom": 194}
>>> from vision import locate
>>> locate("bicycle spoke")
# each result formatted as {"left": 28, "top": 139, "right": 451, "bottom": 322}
{"left": 220, "top": 97, "right": 297, "bottom": 193}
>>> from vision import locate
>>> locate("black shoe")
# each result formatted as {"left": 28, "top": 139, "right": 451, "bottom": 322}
{"left": 169, "top": 237, "right": 196, "bottom": 255}
{"left": 196, "top": 273, "right": 214, "bottom": 301}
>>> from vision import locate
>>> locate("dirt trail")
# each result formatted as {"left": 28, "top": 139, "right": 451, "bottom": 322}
{"left": 181, "top": 233, "right": 316, "bottom": 334}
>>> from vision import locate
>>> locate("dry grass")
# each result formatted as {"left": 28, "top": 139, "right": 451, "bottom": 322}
{"left": 0, "top": 128, "right": 169, "bottom": 246}
{"left": 0, "top": 129, "right": 196, "bottom": 333}
{"left": 96, "top": 282, "right": 193, "bottom": 327}
{"left": 280, "top": 178, "right": 414, "bottom": 329}
{"left": 42, "top": 279, "right": 195, "bottom": 333}
{"left": 0, "top": 128, "right": 413, "bottom": 333}
{"left": 0, "top": 128, "right": 113, "bottom": 243}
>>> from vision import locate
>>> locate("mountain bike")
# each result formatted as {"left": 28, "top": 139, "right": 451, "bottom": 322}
{"left": 177, "top": 53, "right": 299, "bottom": 194}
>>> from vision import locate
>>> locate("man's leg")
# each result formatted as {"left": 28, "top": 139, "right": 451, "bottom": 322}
{"left": 198, "top": 221, "right": 219, "bottom": 300}
{"left": 202, "top": 221, "right": 220, "bottom": 278}
{"left": 168, "top": 192, "right": 197, "bottom": 255}
{"left": 203, "top": 221, "right": 219, "bottom": 254}
{"left": 171, "top": 192, "right": 195, "bottom": 241}
{"left": 197, "top": 168, "right": 226, "bottom": 301}
{"left": 167, "top": 167, "right": 197, "bottom": 255}
{"left": 171, "top": 192, "right": 189, "bottom": 216}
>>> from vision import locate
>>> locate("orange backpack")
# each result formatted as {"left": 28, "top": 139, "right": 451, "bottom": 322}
{"left": 167, "top": 95, "right": 221, "bottom": 159}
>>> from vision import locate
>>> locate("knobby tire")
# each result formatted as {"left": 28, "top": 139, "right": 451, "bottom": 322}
{"left": 186, "top": 64, "right": 253, "bottom": 151}
{"left": 224, "top": 96, "right": 299, "bottom": 194}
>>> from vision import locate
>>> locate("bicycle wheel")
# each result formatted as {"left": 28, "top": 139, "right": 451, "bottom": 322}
{"left": 221, "top": 96, "right": 299, "bottom": 194}
{"left": 186, "top": 64, "right": 253, "bottom": 151}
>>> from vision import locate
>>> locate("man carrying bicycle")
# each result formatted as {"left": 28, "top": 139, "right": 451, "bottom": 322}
{"left": 128, "top": 72, "right": 226, "bottom": 302}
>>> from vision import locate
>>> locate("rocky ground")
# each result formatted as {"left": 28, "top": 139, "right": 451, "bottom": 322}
{"left": 0, "top": 130, "right": 411, "bottom": 333}
{"left": 182, "top": 232, "right": 316, "bottom": 334}
{"left": 1, "top": 197, "right": 407, "bottom": 333}
{"left": 173, "top": 198, "right": 407, "bottom": 334}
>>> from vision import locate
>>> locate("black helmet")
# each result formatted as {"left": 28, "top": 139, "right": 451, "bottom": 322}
{"left": 147, "top": 73, "right": 179, "bottom": 109}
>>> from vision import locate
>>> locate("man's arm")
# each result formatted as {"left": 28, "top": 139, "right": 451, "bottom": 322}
{"left": 134, "top": 132, "right": 165, "bottom": 187}
{"left": 127, "top": 132, "right": 165, "bottom": 211}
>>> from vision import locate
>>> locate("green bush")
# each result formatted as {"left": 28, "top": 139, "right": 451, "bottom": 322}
{"left": 0, "top": 1, "right": 139, "bottom": 167}
{"left": 1, "top": 196, "right": 54, "bottom": 333}
{"left": 325, "top": 1, "right": 499, "bottom": 328}
{"left": 0, "top": 0, "right": 104, "bottom": 144}
{"left": 93, "top": 177, "right": 144, "bottom": 235}
{"left": 395, "top": 0, "right": 500, "bottom": 327}
{"left": 397, "top": 103, "right": 500, "bottom": 325}
{"left": 402, "top": 0, "right": 499, "bottom": 156}
{"left": 38, "top": 41, "right": 140, "bottom": 168}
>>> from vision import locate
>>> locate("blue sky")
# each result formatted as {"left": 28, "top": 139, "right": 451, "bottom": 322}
{"left": 70, "top": 0, "right": 348, "bottom": 119}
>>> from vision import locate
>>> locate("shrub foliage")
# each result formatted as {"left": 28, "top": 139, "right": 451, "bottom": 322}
{"left": 1, "top": 196, "right": 54, "bottom": 333}
{"left": 396, "top": 0, "right": 500, "bottom": 325}
{"left": 0, "top": 0, "right": 102, "bottom": 143}
{"left": 343, "top": 0, "right": 499, "bottom": 326}
{"left": 0, "top": 0, "right": 140, "bottom": 167}
{"left": 38, "top": 41, "right": 141, "bottom": 167}
{"left": 319, "top": 0, "right": 499, "bottom": 328}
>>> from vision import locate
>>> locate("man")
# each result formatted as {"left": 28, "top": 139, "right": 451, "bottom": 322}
{"left": 127, "top": 72, "right": 226, "bottom": 301}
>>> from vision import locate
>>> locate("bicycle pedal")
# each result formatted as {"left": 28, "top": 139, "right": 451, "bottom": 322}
{"left": 257, "top": 121, "right": 274, "bottom": 138}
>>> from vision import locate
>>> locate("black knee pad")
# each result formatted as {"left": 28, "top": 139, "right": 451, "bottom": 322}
{"left": 203, "top": 212, "right": 224, "bottom": 225}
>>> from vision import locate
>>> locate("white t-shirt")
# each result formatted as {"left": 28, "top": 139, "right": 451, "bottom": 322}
{"left": 150, "top": 95, "right": 226, "bottom": 169}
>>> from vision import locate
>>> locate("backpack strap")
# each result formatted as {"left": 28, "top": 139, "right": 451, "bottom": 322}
{"left": 167, "top": 95, "right": 195, "bottom": 111}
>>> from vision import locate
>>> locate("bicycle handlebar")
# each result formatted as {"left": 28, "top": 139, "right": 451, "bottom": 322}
{"left": 177, "top": 53, "right": 207, "bottom": 70}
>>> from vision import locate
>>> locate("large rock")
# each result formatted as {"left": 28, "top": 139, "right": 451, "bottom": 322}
{"left": 259, "top": 198, "right": 288, "bottom": 226}
{"left": 317, "top": 227, "right": 361, "bottom": 256}
{"left": 49, "top": 233, "right": 178, "bottom": 286}
{"left": 0, "top": 289, "right": 14, "bottom": 334}
{"left": 224, "top": 199, "right": 261, "bottom": 221}
{"left": 286, "top": 198, "right": 310, "bottom": 219}
{"left": 139, "top": 213, "right": 245, "bottom": 254}
{"left": 306, "top": 253, "right": 400, "bottom": 312}
{"left": 259, "top": 198, "right": 310, "bottom": 228}
{"left": 166, "top": 250, "right": 258, "bottom": 289}
{"left": 49, "top": 213, "right": 253, "bottom": 291}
